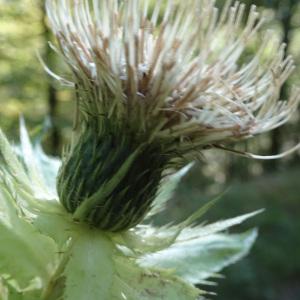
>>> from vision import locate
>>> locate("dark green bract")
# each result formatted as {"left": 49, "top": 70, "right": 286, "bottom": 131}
{"left": 57, "top": 125, "right": 168, "bottom": 231}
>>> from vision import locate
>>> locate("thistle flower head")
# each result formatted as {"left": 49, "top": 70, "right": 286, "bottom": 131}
{"left": 45, "top": 0, "right": 299, "bottom": 231}
{"left": 1, "top": 1, "right": 294, "bottom": 297}
{"left": 47, "top": 0, "right": 299, "bottom": 149}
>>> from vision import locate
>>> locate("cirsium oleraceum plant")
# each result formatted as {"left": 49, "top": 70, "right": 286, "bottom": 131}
{"left": 0, "top": 0, "right": 299, "bottom": 299}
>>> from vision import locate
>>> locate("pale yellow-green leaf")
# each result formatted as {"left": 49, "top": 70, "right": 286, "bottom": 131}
{"left": 0, "top": 186, "right": 58, "bottom": 293}
{"left": 0, "top": 129, "right": 31, "bottom": 192}
{"left": 122, "top": 197, "right": 220, "bottom": 254}
{"left": 62, "top": 230, "right": 115, "bottom": 300}
{"left": 146, "top": 164, "right": 193, "bottom": 218}
{"left": 138, "top": 229, "right": 258, "bottom": 284}
{"left": 18, "top": 120, "right": 60, "bottom": 200}
{"left": 178, "top": 210, "right": 263, "bottom": 241}
{"left": 112, "top": 256, "right": 201, "bottom": 300}
{"left": 33, "top": 206, "right": 74, "bottom": 249}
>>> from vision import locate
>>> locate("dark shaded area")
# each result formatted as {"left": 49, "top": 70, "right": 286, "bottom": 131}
{"left": 58, "top": 124, "right": 168, "bottom": 231}
{"left": 158, "top": 162, "right": 300, "bottom": 300}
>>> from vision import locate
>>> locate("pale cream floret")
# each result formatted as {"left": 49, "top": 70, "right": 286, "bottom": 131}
{"left": 45, "top": 0, "right": 300, "bottom": 158}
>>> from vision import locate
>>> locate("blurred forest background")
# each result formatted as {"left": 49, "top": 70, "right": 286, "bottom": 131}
{"left": 0, "top": 0, "right": 300, "bottom": 299}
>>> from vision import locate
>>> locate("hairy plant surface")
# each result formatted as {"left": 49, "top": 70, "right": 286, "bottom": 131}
{"left": 0, "top": 0, "right": 299, "bottom": 299}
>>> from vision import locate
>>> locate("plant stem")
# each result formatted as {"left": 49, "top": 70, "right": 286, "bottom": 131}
{"left": 41, "top": 239, "right": 74, "bottom": 300}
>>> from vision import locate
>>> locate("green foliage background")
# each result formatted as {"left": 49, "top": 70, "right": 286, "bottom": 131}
{"left": 0, "top": 0, "right": 299, "bottom": 299}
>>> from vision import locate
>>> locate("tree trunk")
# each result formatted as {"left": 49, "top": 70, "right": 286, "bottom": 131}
{"left": 41, "top": 2, "right": 61, "bottom": 155}
{"left": 266, "top": 3, "right": 293, "bottom": 171}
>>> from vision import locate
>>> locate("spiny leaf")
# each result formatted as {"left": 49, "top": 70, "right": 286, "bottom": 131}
{"left": 112, "top": 256, "right": 201, "bottom": 300}
{"left": 19, "top": 119, "right": 60, "bottom": 199}
{"left": 146, "top": 163, "right": 193, "bottom": 218}
{"left": 0, "top": 129, "right": 31, "bottom": 191}
{"left": 0, "top": 186, "right": 58, "bottom": 293}
{"left": 123, "top": 196, "right": 221, "bottom": 254}
{"left": 178, "top": 210, "right": 263, "bottom": 241}
{"left": 138, "top": 229, "right": 258, "bottom": 284}
{"left": 19, "top": 118, "right": 47, "bottom": 193}
{"left": 119, "top": 225, "right": 182, "bottom": 254}
{"left": 32, "top": 206, "right": 74, "bottom": 249}
{"left": 32, "top": 144, "right": 60, "bottom": 197}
